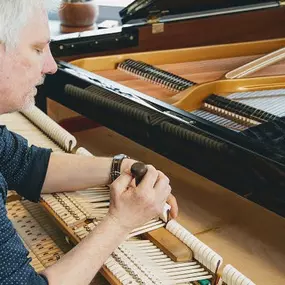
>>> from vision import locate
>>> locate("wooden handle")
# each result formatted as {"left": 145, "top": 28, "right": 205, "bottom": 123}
{"left": 131, "top": 162, "right": 147, "bottom": 185}
{"left": 225, "top": 47, "right": 285, "bottom": 79}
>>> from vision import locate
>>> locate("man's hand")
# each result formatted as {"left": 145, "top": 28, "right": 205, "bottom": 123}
{"left": 108, "top": 163, "right": 178, "bottom": 232}
{"left": 120, "top": 158, "right": 137, "bottom": 174}
{"left": 121, "top": 159, "right": 178, "bottom": 220}
{"left": 108, "top": 165, "right": 171, "bottom": 231}
{"left": 167, "top": 193, "right": 178, "bottom": 219}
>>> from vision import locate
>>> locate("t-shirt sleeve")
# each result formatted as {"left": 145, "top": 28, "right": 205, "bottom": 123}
{"left": 0, "top": 126, "right": 52, "bottom": 202}
{"left": 0, "top": 192, "right": 49, "bottom": 285}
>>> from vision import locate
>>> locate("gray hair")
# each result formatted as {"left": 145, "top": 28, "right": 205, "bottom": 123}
{"left": 0, "top": 0, "right": 58, "bottom": 49}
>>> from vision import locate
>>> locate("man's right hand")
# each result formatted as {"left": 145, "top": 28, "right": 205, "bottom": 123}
{"left": 107, "top": 165, "right": 171, "bottom": 232}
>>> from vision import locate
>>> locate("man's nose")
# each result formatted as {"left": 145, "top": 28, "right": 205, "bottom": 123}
{"left": 42, "top": 46, "right": 58, "bottom": 75}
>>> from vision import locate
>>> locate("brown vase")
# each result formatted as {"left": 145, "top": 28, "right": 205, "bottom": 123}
{"left": 59, "top": 1, "right": 99, "bottom": 33}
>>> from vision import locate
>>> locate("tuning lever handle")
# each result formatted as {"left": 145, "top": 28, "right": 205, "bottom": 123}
{"left": 131, "top": 162, "right": 147, "bottom": 186}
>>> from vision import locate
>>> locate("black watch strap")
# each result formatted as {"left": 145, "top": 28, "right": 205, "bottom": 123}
{"left": 110, "top": 154, "right": 130, "bottom": 182}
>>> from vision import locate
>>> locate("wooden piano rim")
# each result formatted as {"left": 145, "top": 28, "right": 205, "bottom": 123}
{"left": 40, "top": 200, "right": 121, "bottom": 285}
{"left": 69, "top": 38, "right": 285, "bottom": 72}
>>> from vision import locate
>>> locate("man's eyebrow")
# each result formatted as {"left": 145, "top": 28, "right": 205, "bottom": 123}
{"left": 34, "top": 39, "right": 51, "bottom": 46}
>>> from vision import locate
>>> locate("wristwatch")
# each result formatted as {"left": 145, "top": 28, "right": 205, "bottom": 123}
{"left": 110, "top": 154, "right": 130, "bottom": 182}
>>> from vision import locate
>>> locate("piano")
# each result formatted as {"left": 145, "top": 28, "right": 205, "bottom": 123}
{"left": 21, "top": 1, "right": 285, "bottom": 283}
{"left": 43, "top": 31, "right": 285, "bottom": 217}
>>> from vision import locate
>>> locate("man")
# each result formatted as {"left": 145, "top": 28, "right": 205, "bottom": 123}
{"left": 0, "top": 1, "right": 178, "bottom": 284}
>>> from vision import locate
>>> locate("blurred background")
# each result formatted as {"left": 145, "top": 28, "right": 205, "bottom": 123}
{"left": 49, "top": 0, "right": 133, "bottom": 36}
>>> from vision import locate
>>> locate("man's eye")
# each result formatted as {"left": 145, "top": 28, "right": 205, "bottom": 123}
{"left": 36, "top": 49, "right": 44, "bottom": 55}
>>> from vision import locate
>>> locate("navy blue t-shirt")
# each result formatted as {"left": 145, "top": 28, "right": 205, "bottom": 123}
{"left": 0, "top": 126, "right": 51, "bottom": 285}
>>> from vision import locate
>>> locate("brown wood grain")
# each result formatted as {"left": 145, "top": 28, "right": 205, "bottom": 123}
{"left": 144, "top": 227, "right": 193, "bottom": 262}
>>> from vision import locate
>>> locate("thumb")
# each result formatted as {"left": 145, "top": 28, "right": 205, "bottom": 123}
{"left": 111, "top": 171, "right": 133, "bottom": 194}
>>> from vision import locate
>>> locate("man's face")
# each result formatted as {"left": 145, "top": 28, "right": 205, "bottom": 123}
{"left": 0, "top": 9, "right": 57, "bottom": 114}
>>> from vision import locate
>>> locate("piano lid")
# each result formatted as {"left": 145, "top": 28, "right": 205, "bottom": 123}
{"left": 119, "top": 0, "right": 281, "bottom": 24}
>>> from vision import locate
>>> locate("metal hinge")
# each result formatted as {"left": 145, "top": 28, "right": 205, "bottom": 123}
{"left": 151, "top": 22, "right": 164, "bottom": 34}
{"left": 147, "top": 15, "right": 165, "bottom": 34}
{"left": 147, "top": 10, "right": 168, "bottom": 34}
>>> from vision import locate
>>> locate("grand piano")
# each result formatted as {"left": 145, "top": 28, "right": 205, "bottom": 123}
{"left": 8, "top": 1, "right": 283, "bottom": 283}
{"left": 41, "top": 0, "right": 285, "bottom": 217}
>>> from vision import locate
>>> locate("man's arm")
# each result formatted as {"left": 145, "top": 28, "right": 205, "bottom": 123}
{"left": 42, "top": 153, "right": 178, "bottom": 218}
{"left": 41, "top": 153, "right": 116, "bottom": 192}
{"left": 43, "top": 166, "right": 171, "bottom": 285}
{"left": 44, "top": 213, "right": 128, "bottom": 285}
{"left": 42, "top": 152, "right": 179, "bottom": 218}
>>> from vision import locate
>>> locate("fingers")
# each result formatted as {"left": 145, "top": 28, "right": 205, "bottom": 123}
{"left": 153, "top": 171, "right": 171, "bottom": 216}
{"left": 111, "top": 171, "right": 133, "bottom": 195}
{"left": 153, "top": 171, "right": 178, "bottom": 219}
{"left": 167, "top": 194, "right": 178, "bottom": 219}
{"left": 154, "top": 171, "right": 170, "bottom": 186}
{"left": 153, "top": 171, "right": 171, "bottom": 198}
{"left": 136, "top": 165, "right": 158, "bottom": 190}
{"left": 116, "top": 163, "right": 177, "bottom": 218}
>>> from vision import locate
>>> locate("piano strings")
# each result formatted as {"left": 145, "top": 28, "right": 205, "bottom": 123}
{"left": 193, "top": 89, "right": 285, "bottom": 132}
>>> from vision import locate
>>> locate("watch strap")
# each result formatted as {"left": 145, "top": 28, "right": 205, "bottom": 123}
{"left": 110, "top": 154, "right": 130, "bottom": 182}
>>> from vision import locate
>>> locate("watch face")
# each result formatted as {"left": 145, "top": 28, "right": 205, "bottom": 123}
{"left": 115, "top": 154, "right": 129, "bottom": 159}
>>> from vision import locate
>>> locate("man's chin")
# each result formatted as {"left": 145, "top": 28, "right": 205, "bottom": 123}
{"left": 19, "top": 97, "right": 36, "bottom": 112}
